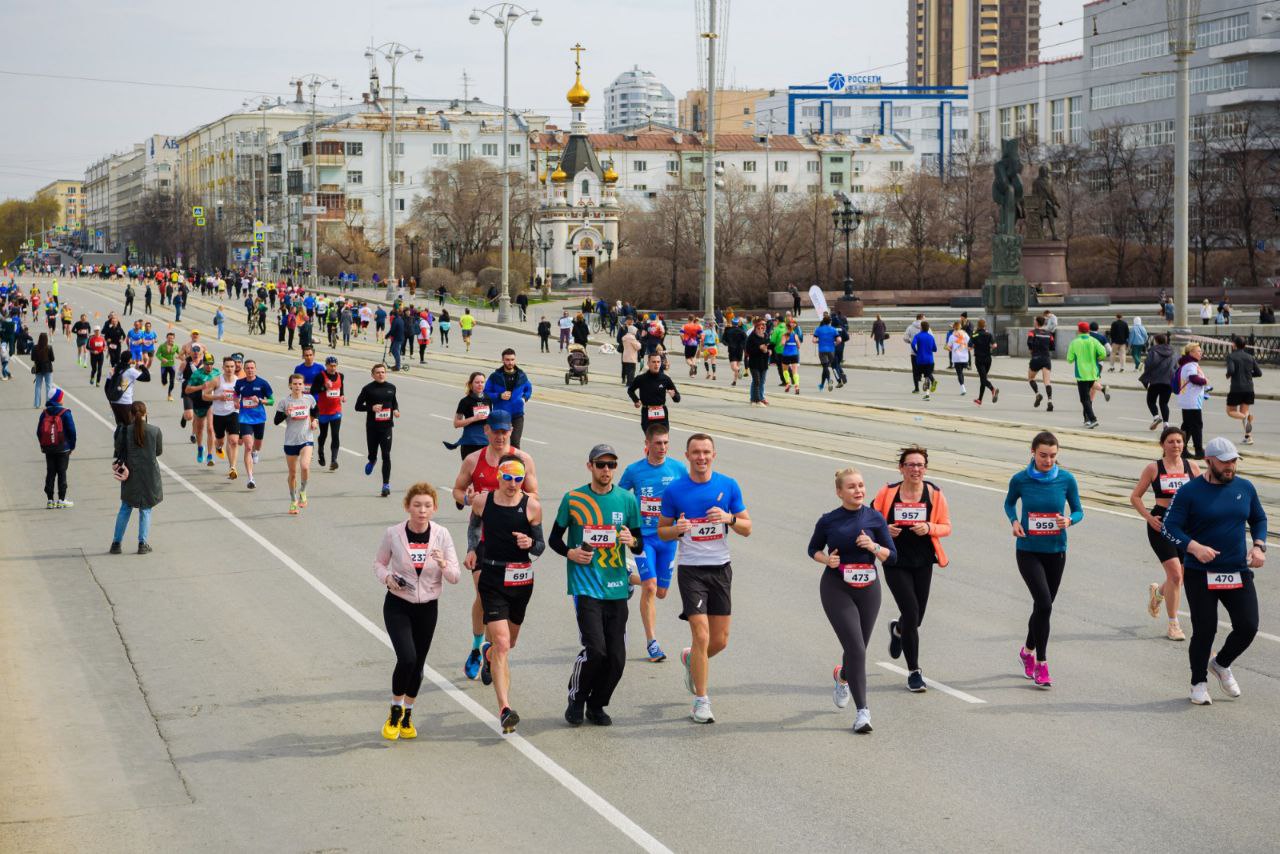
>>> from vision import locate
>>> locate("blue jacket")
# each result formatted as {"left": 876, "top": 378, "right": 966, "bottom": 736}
{"left": 484, "top": 367, "right": 533, "bottom": 417}
{"left": 1163, "top": 475, "right": 1267, "bottom": 573}
{"left": 912, "top": 330, "right": 937, "bottom": 365}
{"left": 1003, "top": 464, "right": 1083, "bottom": 554}
{"left": 37, "top": 404, "right": 76, "bottom": 453}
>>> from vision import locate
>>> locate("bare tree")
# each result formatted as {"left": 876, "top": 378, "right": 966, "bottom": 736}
{"left": 942, "top": 142, "right": 991, "bottom": 289}
{"left": 743, "top": 187, "right": 803, "bottom": 292}
{"left": 885, "top": 169, "right": 943, "bottom": 290}
{"left": 1211, "top": 109, "right": 1280, "bottom": 288}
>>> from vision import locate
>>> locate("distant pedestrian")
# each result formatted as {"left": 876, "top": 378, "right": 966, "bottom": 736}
{"left": 537, "top": 316, "right": 551, "bottom": 352}
{"left": 30, "top": 332, "right": 55, "bottom": 408}
{"left": 110, "top": 401, "right": 164, "bottom": 555}
{"left": 37, "top": 387, "right": 77, "bottom": 509}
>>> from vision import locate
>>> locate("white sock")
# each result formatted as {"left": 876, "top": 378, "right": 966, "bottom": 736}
{"left": 695, "top": 695, "right": 708, "bottom": 703}
{"left": 393, "top": 698, "right": 404, "bottom": 707}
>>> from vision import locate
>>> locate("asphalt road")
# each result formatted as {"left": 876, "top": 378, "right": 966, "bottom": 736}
{"left": 2, "top": 277, "right": 1278, "bottom": 853}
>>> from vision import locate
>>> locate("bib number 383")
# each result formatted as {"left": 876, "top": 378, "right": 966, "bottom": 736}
{"left": 841, "top": 564, "right": 876, "bottom": 588}
{"left": 1207, "top": 571, "right": 1242, "bottom": 591}
{"left": 504, "top": 562, "right": 534, "bottom": 587}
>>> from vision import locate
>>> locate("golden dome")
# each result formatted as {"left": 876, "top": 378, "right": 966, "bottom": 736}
{"left": 602, "top": 163, "right": 618, "bottom": 183}
{"left": 538, "top": 170, "right": 547, "bottom": 184}
{"left": 566, "top": 71, "right": 590, "bottom": 108}
{"left": 551, "top": 166, "right": 568, "bottom": 183}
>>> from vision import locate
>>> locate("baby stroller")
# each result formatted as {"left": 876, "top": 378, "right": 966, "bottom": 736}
{"left": 565, "top": 343, "right": 590, "bottom": 385}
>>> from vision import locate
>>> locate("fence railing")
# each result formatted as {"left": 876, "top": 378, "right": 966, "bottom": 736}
{"left": 1176, "top": 331, "right": 1280, "bottom": 366}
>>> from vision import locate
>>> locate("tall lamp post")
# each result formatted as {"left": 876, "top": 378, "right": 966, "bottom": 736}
{"left": 602, "top": 238, "right": 614, "bottom": 270}
{"left": 469, "top": 3, "right": 543, "bottom": 323}
{"left": 290, "top": 74, "right": 338, "bottom": 291}
{"left": 536, "top": 233, "right": 552, "bottom": 287}
{"left": 1167, "top": 0, "right": 1200, "bottom": 329}
{"left": 831, "top": 191, "right": 862, "bottom": 302}
{"left": 243, "top": 97, "right": 273, "bottom": 278}
{"left": 365, "top": 42, "right": 423, "bottom": 301}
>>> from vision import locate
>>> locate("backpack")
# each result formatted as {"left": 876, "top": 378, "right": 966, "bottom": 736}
{"left": 104, "top": 367, "right": 128, "bottom": 403}
{"left": 38, "top": 410, "right": 65, "bottom": 451}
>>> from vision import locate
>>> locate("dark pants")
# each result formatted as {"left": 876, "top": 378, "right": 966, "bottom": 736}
{"left": 1181, "top": 409, "right": 1204, "bottom": 457}
{"left": 832, "top": 342, "right": 847, "bottom": 382}
{"left": 161, "top": 366, "right": 175, "bottom": 394}
{"left": 384, "top": 594, "right": 439, "bottom": 698}
{"left": 111, "top": 402, "right": 133, "bottom": 425}
{"left": 976, "top": 358, "right": 996, "bottom": 401}
{"left": 389, "top": 338, "right": 403, "bottom": 370}
{"left": 749, "top": 365, "right": 768, "bottom": 402}
{"left": 820, "top": 568, "right": 880, "bottom": 710}
{"left": 568, "top": 596, "right": 629, "bottom": 711}
{"left": 509, "top": 415, "right": 525, "bottom": 448}
{"left": 540, "top": 333, "right": 550, "bottom": 352}
{"left": 622, "top": 362, "right": 636, "bottom": 384}
{"left": 89, "top": 353, "right": 104, "bottom": 384}
{"left": 910, "top": 356, "right": 922, "bottom": 391}
{"left": 317, "top": 419, "right": 341, "bottom": 462}
{"left": 43, "top": 451, "right": 69, "bottom": 500}
{"left": 884, "top": 563, "right": 933, "bottom": 672}
{"left": 1016, "top": 551, "right": 1067, "bottom": 662}
{"left": 1147, "top": 384, "right": 1172, "bottom": 423}
{"left": 1077, "top": 380, "right": 1098, "bottom": 422}
{"left": 1183, "top": 569, "right": 1258, "bottom": 685}
{"left": 366, "top": 424, "right": 393, "bottom": 483}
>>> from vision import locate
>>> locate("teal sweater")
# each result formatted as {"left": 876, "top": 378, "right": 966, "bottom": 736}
{"left": 1003, "top": 464, "right": 1084, "bottom": 554}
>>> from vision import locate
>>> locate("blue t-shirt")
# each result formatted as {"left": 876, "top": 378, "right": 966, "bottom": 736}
{"left": 294, "top": 362, "right": 325, "bottom": 387}
{"left": 912, "top": 331, "right": 937, "bottom": 365}
{"left": 141, "top": 331, "right": 157, "bottom": 351}
{"left": 1163, "top": 475, "right": 1267, "bottom": 573}
{"left": 660, "top": 472, "right": 746, "bottom": 566}
{"left": 375, "top": 308, "right": 388, "bottom": 324}
{"left": 234, "top": 377, "right": 274, "bottom": 425}
{"left": 1002, "top": 464, "right": 1084, "bottom": 554}
{"left": 701, "top": 329, "right": 718, "bottom": 348}
{"left": 127, "top": 329, "right": 144, "bottom": 348}
{"left": 619, "top": 457, "right": 688, "bottom": 530}
{"left": 813, "top": 324, "right": 839, "bottom": 354}
{"left": 781, "top": 329, "right": 803, "bottom": 357}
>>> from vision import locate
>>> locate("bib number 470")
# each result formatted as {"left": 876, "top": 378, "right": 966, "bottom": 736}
{"left": 1207, "top": 572, "right": 1242, "bottom": 591}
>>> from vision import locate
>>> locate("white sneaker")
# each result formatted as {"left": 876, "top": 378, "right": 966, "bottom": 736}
{"left": 853, "top": 708, "right": 873, "bottom": 733}
{"left": 959, "top": 386, "right": 967, "bottom": 396}
{"left": 681, "top": 647, "right": 694, "bottom": 695}
{"left": 832, "top": 666, "right": 851, "bottom": 709}
{"left": 691, "top": 697, "right": 715, "bottom": 724}
{"left": 1209, "top": 658, "right": 1241, "bottom": 698}
{"left": 251, "top": 451, "right": 260, "bottom": 464}
{"left": 55, "top": 499, "right": 74, "bottom": 509}
{"left": 1190, "top": 682, "right": 1212, "bottom": 705}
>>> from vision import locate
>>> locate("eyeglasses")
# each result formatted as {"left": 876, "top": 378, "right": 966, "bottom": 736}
{"left": 592, "top": 461, "right": 618, "bottom": 469}
{"left": 500, "top": 473, "right": 525, "bottom": 482}
{"left": 902, "top": 463, "right": 927, "bottom": 468}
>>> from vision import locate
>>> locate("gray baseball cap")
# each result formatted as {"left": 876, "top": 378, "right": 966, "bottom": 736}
{"left": 588, "top": 443, "right": 618, "bottom": 461}
{"left": 1204, "top": 436, "right": 1239, "bottom": 462}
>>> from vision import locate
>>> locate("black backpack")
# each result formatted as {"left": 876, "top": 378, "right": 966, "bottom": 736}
{"left": 104, "top": 367, "right": 128, "bottom": 402}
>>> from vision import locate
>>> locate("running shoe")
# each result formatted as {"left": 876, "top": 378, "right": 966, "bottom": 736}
{"left": 382, "top": 704, "right": 403, "bottom": 740}
{"left": 247, "top": 479, "right": 256, "bottom": 490}
{"left": 46, "top": 499, "right": 55, "bottom": 509}
{"left": 316, "top": 454, "right": 325, "bottom": 468}
{"left": 55, "top": 499, "right": 74, "bottom": 509}
{"left": 1246, "top": 414, "right": 1254, "bottom": 435}
{"left": 1209, "top": 658, "right": 1241, "bottom": 697}
{"left": 564, "top": 700, "right": 585, "bottom": 727}
{"left": 1033, "top": 662, "right": 1052, "bottom": 689}
{"left": 832, "top": 665, "right": 851, "bottom": 709}
{"left": 912, "top": 388, "right": 920, "bottom": 394}
{"left": 188, "top": 433, "right": 195, "bottom": 443}
{"left": 252, "top": 451, "right": 260, "bottom": 465}
{"left": 217, "top": 447, "right": 225, "bottom": 459}
{"left": 398, "top": 707, "right": 417, "bottom": 739}
{"left": 289, "top": 501, "right": 299, "bottom": 516}
{"left": 691, "top": 697, "right": 714, "bottom": 724}
{"left": 1102, "top": 385, "right": 1111, "bottom": 402}
{"left": 853, "top": 708, "right": 873, "bottom": 734}
{"left": 381, "top": 484, "right": 391, "bottom": 498}
{"left": 681, "top": 647, "right": 694, "bottom": 695}
{"left": 480, "top": 642, "right": 493, "bottom": 686}
{"left": 137, "top": 542, "right": 152, "bottom": 555}
{"left": 500, "top": 706, "right": 520, "bottom": 734}
{"left": 109, "top": 542, "right": 122, "bottom": 555}
{"left": 207, "top": 457, "right": 215, "bottom": 468}
{"left": 228, "top": 467, "right": 238, "bottom": 480}
{"left": 974, "top": 398, "right": 983, "bottom": 406}
{"left": 465, "top": 648, "right": 483, "bottom": 680}
{"left": 329, "top": 461, "right": 339, "bottom": 472}
{"left": 1190, "top": 682, "right": 1212, "bottom": 705}
{"left": 585, "top": 707, "right": 613, "bottom": 726}
{"left": 1147, "top": 582, "right": 1163, "bottom": 619}
{"left": 1019, "top": 647, "right": 1036, "bottom": 679}
{"left": 197, "top": 450, "right": 204, "bottom": 464}
{"left": 167, "top": 394, "right": 173, "bottom": 401}
{"left": 888, "top": 620, "right": 902, "bottom": 660}
{"left": 364, "top": 461, "right": 375, "bottom": 476}
{"left": 907, "top": 670, "right": 927, "bottom": 693}
{"left": 1167, "top": 621, "right": 1185, "bottom": 642}
{"left": 930, "top": 379, "right": 938, "bottom": 393}
{"left": 992, "top": 387, "right": 1000, "bottom": 404}
{"left": 1243, "top": 434, "right": 1253, "bottom": 445}
{"left": 783, "top": 384, "right": 791, "bottom": 393}
{"left": 793, "top": 386, "right": 800, "bottom": 395}
{"left": 1149, "top": 416, "right": 1163, "bottom": 430}
{"left": 647, "top": 639, "right": 667, "bottom": 663}
{"left": 298, "top": 490, "right": 307, "bottom": 508}
{"left": 1046, "top": 401, "right": 1054, "bottom": 412}
{"left": 922, "top": 392, "right": 930, "bottom": 401}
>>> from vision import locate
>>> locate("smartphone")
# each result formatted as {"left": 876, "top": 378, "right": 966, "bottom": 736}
{"left": 392, "top": 574, "right": 413, "bottom": 590}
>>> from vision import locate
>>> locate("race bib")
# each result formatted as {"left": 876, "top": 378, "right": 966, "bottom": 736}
{"left": 325, "top": 388, "right": 340, "bottom": 399}
{"left": 473, "top": 405, "right": 491, "bottom": 419}
{"left": 504, "top": 562, "right": 534, "bottom": 587}
{"left": 408, "top": 548, "right": 427, "bottom": 570}
{"left": 1027, "top": 513, "right": 1060, "bottom": 535}
{"left": 640, "top": 497, "right": 662, "bottom": 518}
{"left": 583, "top": 525, "right": 617, "bottom": 548}
{"left": 287, "top": 404, "right": 309, "bottom": 420}
{"left": 841, "top": 564, "right": 877, "bottom": 588}
{"left": 892, "top": 502, "right": 927, "bottom": 525}
{"left": 647, "top": 406, "right": 666, "bottom": 420}
{"left": 375, "top": 409, "right": 391, "bottom": 421}
{"left": 241, "top": 396, "right": 258, "bottom": 408}
{"left": 1207, "top": 571, "right": 1242, "bottom": 591}
{"left": 1159, "top": 474, "right": 1190, "bottom": 493}
{"left": 690, "top": 518, "right": 724, "bottom": 542}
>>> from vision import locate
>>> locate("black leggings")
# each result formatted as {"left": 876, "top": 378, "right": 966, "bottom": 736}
{"left": 1076, "top": 380, "right": 1097, "bottom": 422}
{"left": 1181, "top": 409, "right": 1204, "bottom": 458}
{"left": 884, "top": 563, "right": 933, "bottom": 671}
{"left": 366, "top": 424, "right": 393, "bottom": 483}
{"left": 820, "top": 568, "right": 880, "bottom": 709}
{"left": 161, "top": 365, "right": 175, "bottom": 394}
{"left": 383, "top": 593, "right": 438, "bottom": 698}
{"left": 317, "top": 419, "right": 341, "bottom": 459}
{"left": 976, "top": 358, "right": 996, "bottom": 401}
{"left": 1017, "top": 551, "right": 1067, "bottom": 662}
{"left": 1146, "top": 383, "right": 1172, "bottom": 423}
{"left": 43, "top": 451, "right": 69, "bottom": 500}
{"left": 89, "top": 353, "right": 104, "bottom": 384}
{"left": 568, "top": 596, "right": 629, "bottom": 710}
{"left": 954, "top": 363, "right": 966, "bottom": 386}
{"left": 910, "top": 356, "right": 922, "bottom": 391}
{"left": 1183, "top": 569, "right": 1258, "bottom": 685}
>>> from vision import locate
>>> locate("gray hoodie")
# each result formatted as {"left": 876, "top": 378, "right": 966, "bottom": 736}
{"left": 1140, "top": 342, "right": 1177, "bottom": 387}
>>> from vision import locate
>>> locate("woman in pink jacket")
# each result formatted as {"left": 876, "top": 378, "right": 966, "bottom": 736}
{"left": 373, "top": 482, "right": 461, "bottom": 740}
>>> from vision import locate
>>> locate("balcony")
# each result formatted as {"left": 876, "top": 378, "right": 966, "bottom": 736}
{"left": 1210, "top": 38, "right": 1280, "bottom": 61}
{"left": 303, "top": 152, "right": 345, "bottom": 168}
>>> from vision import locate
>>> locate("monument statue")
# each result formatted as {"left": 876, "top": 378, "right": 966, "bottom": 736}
{"left": 1025, "top": 165, "right": 1061, "bottom": 241}
{"left": 991, "top": 138, "right": 1023, "bottom": 236}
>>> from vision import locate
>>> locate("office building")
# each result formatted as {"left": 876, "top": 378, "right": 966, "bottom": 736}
{"left": 679, "top": 88, "right": 771, "bottom": 135}
{"left": 604, "top": 66, "right": 677, "bottom": 131}
{"left": 34, "top": 179, "right": 84, "bottom": 232}
{"left": 909, "top": 0, "right": 1041, "bottom": 86}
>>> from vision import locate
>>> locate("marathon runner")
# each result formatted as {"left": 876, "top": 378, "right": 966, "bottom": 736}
{"left": 910, "top": 321, "right": 937, "bottom": 400}
{"left": 779, "top": 317, "right": 803, "bottom": 395}
{"left": 808, "top": 466, "right": 895, "bottom": 734}
{"left": 658, "top": 433, "right": 751, "bottom": 724}
{"left": 204, "top": 356, "right": 242, "bottom": 478}
{"left": 680, "top": 316, "right": 702, "bottom": 377}
{"left": 274, "top": 373, "right": 318, "bottom": 515}
{"left": 157, "top": 332, "right": 179, "bottom": 401}
{"left": 373, "top": 482, "right": 461, "bottom": 740}
{"left": 354, "top": 363, "right": 400, "bottom": 498}
{"left": 293, "top": 346, "right": 325, "bottom": 391}
{"left": 72, "top": 314, "right": 91, "bottom": 367}
{"left": 233, "top": 360, "right": 273, "bottom": 490}
{"left": 458, "top": 309, "right": 476, "bottom": 352}
{"left": 699, "top": 322, "right": 719, "bottom": 380}
{"left": 1067, "top": 322, "right": 1107, "bottom": 428}
{"left": 1176, "top": 343, "right": 1209, "bottom": 460}
{"left": 465, "top": 455, "right": 545, "bottom": 733}
{"left": 553, "top": 444, "right": 644, "bottom": 726}
{"left": 1224, "top": 335, "right": 1261, "bottom": 446}
{"left": 814, "top": 314, "right": 840, "bottom": 393}
{"left": 310, "top": 356, "right": 345, "bottom": 471}
{"left": 1026, "top": 315, "right": 1055, "bottom": 412}
{"left": 140, "top": 321, "right": 157, "bottom": 369}
{"left": 186, "top": 352, "right": 218, "bottom": 466}
{"left": 87, "top": 325, "right": 106, "bottom": 385}
{"left": 1003, "top": 431, "right": 1083, "bottom": 689}
{"left": 627, "top": 352, "right": 681, "bottom": 434}
{"left": 722, "top": 317, "right": 746, "bottom": 386}
{"left": 1129, "top": 426, "right": 1199, "bottom": 641}
{"left": 1162, "top": 437, "right": 1267, "bottom": 705}
{"left": 971, "top": 318, "right": 999, "bottom": 405}
{"left": 871, "top": 446, "right": 952, "bottom": 693}
{"left": 446, "top": 372, "right": 492, "bottom": 461}
{"left": 619, "top": 424, "right": 687, "bottom": 663}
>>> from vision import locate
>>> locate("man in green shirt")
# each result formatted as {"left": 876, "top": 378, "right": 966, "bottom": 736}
{"left": 186, "top": 353, "right": 220, "bottom": 465}
{"left": 157, "top": 332, "right": 180, "bottom": 401}
{"left": 769, "top": 313, "right": 791, "bottom": 387}
{"left": 1066, "top": 321, "right": 1108, "bottom": 428}
{"left": 551, "top": 443, "right": 644, "bottom": 726}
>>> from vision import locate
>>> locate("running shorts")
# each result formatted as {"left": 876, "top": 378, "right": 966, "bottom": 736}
{"left": 701, "top": 347, "right": 718, "bottom": 359}
{"left": 727, "top": 347, "right": 744, "bottom": 363}
{"left": 781, "top": 354, "right": 800, "bottom": 365}
{"left": 283, "top": 442, "right": 314, "bottom": 456}
{"left": 212, "top": 412, "right": 239, "bottom": 438}
{"left": 636, "top": 539, "right": 678, "bottom": 590}
{"left": 683, "top": 344, "right": 698, "bottom": 359}
{"left": 1226, "top": 391, "right": 1255, "bottom": 407}
{"left": 237, "top": 422, "right": 266, "bottom": 441}
{"left": 1147, "top": 506, "right": 1183, "bottom": 563}
{"left": 1029, "top": 356, "right": 1052, "bottom": 372}
{"left": 677, "top": 562, "right": 732, "bottom": 620}
{"left": 479, "top": 574, "right": 533, "bottom": 625}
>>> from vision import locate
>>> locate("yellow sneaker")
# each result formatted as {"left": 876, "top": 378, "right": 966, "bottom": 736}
{"left": 228, "top": 467, "right": 238, "bottom": 481}
{"left": 298, "top": 490, "right": 308, "bottom": 508}
{"left": 398, "top": 708, "right": 416, "bottom": 739}
{"left": 216, "top": 447, "right": 225, "bottom": 459}
{"left": 288, "top": 501, "right": 298, "bottom": 516}
{"left": 381, "top": 705, "right": 402, "bottom": 740}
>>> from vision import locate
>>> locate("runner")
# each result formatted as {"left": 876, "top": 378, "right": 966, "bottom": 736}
{"left": 482, "top": 348, "right": 533, "bottom": 448}
{"left": 779, "top": 316, "right": 803, "bottom": 394}
{"left": 1026, "top": 315, "right": 1055, "bottom": 412}
{"left": 233, "top": 360, "right": 273, "bottom": 490}
{"left": 464, "top": 455, "right": 545, "bottom": 733}
{"left": 1162, "top": 437, "right": 1266, "bottom": 705}
{"left": 204, "top": 356, "right": 241, "bottom": 477}
{"left": 446, "top": 371, "right": 492, "bottom": 461}
{"left": 627, "top": 351, "right": 681, "bottom": 434}
{"left": 459, "top": 308, "right": 476, "bottom": 352}
{"left": 1003, "top": 431, "right": 1084, "bottom": 689}
{"left": 59, "top": 302, "right": 73, "bottom": 340}
{"left": 72, "top": 314, "right": 91, "bottom": 367}
{"left": 699, "top": 321, "right": 719, "bottom": 380}
{"left": 814, "top": 314, "right": 840, "bottom": 393}
{"left": 871, "top": 446, "right": 952, "bottom": 693}
{"left": 971, "top": 318, "right": 999, "bottom": 405}
{"left": 946, "top": 321, "right": 970, "bottom": 396}
{"left": 86, "top": 325, "right": 106, "bottom": 386}
{"left": 658, "top": 433, "right": 752, "bottom": 724}
{"left": 157, "top": 332, "right": 179, "bottom": 401}
{"left": 1224, "top": 336, "right": 1261, "bottom": 445}
{"left": 911, "top": 321, "right": 937, "bottom": 400}
{"left": 354, "top": 363, "right": 400, "bottom": 497}
{"left": 186, "top": 352, "right": 218, "bottom": 466}
{"left": 1176, "top": 343, "right": 1209, "bottom": 459}
{"left": 680, "top": 316, "right": 702, "bottom": 377}
{"left": 293, "top": 346, "right": 325, "bottom": 392}
{"left": 620, "top": 424, "right": 687, "bottom": 663}
{"left": 1140, "top": 332, "right": 1177, "bottom": 430}
{"left": 274, "top": 374, "right": 318, "bottom": 514}
{"left": 309, "top": 356, "right": 345, "bottom": 471}
{"left": 127, "top": 320, "right": 145, "bottom": 364}
{"left": 139, "top": 321, "right": 157, "bottom": 369}
{"left": 373, "top": 482, "right": 461, "bottom": 740}
{"left": 1129, "top": 426, "right": 1199, "bottom": 641}
{"left": 1066, "top": 322, "right": 1107, "bottom": 429}
{"left": 808, "top": 466, "right": 895, "bottom": 733}
{"left": 553, "top": 444, "right": 644, "bottom": 726}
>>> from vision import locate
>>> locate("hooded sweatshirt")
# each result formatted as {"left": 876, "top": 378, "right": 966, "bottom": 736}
{"left": 38, "top": 402, "right": 77, "bottom": 453}
{"left": 1139, "top": 342, "right": 1177, "bottom": 387}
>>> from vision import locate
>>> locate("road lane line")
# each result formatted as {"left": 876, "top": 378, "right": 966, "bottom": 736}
{"left": 876, "top": 662, "right": 987, "bottom": 704}
{"left": 38, "top": 374, "right": 673, "bottom": 854}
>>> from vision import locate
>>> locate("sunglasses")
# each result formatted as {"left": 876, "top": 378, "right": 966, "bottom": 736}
{"left": 592, "top": 460, "right": 618, "bottom": 469}
{"left": 500, "top": 473, "right": 525, "bottom": 482}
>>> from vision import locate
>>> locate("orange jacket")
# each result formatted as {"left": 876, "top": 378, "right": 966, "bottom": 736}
{"left": 872, "top": 481, "right": 952, "bottom": 568}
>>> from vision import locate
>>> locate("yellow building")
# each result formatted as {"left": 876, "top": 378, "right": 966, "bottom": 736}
{"left": 678, "top": 88, "right": 771, "bottom": 135}
{"left": 35, "top": 179, "right": 84, "bottom": 230}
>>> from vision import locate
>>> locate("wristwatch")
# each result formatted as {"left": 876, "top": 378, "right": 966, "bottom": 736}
{"left": 1253, "top": 541, "right": 1267, "bottom": 553}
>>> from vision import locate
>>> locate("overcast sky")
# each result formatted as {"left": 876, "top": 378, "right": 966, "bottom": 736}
{"left": 1, "top": 0, "right": 1082, "bottom": 199}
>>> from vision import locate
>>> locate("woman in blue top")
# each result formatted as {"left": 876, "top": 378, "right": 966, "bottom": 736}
{"left": 1003, "top": 431, "right": 1084, "bottom": 689}
{"left": 781, "top": 318, "right": 803, "bottom": 394}
{"left": 808, "top": 467, "right": 896, "bottom": 734}
{"left": 445, "top": 371, "right": 492, "bottom": 460}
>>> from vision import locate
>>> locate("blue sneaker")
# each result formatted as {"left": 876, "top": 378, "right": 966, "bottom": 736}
{"left": 646, "top": 639, "right": 667, "bottom": 663}
{"left": 196, "top": 450, "right": 204, "bottom": 464}
{"left": 364, "top": 460, "right": 375, "bottom": 476}
{"left": 464, "top": 648, "right": 482, "bottom": 680}
{"left": 480, "top": 642, "right": 493, "bottom": 686}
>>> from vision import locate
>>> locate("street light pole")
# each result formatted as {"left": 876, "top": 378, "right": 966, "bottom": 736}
{"left": 700, "top": 0, "right": 721, "bottom": 322}
{"left": 1168, "top": 0, "right": 1199, "bottom": 328}
{"left": 291, "top": 74, "right": 338, "bottom": 291}
{"left": 366, "top": 43, "right": 424, "bottom": 301}
{"left": 831, "top": 192, "right": 862, "bottom": 301}
{"left": 470, "top": 4, "right": 543, "bottom": 324}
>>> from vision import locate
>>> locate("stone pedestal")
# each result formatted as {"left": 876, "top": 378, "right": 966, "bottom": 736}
{"left": 837, "top": 295, "right": 864, "bottom": 317}
{"left": 1023, "top": 240, "right": 1070, "bottom": 296}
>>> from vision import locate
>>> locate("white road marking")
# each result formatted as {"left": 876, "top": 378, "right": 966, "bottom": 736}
{"left": 1177, "top": 611, "right": 1280, "bottom": 644}
{"left": 876, "top": 662, "right": 987, "bottom": 704}
{"left": 35, "top": 373, "right": 674, "bottom": 854}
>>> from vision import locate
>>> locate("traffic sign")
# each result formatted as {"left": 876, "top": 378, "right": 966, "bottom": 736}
{"left": 253, "top": 231, "right": 265, "bottom": 243}
{"left": 195, "top": 217, "right": 206, "bottom": 227}
{"left": 192, "top": 206, "right": 204, "bottom": 218}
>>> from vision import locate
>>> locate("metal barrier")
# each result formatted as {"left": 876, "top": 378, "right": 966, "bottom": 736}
{"left": 1176, "top": 331, "right": 1280, "bottom": 366}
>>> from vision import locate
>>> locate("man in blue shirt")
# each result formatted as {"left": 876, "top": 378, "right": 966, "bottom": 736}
{"left": 293, "top": 346, "right": 325, "bottom": 388}
{"left": 813, "top": 314, "right": 841, "bottom": 392}
{"left": 233, "top": 359, "right": 274, "bottom": 490}
{"left": 1162, "top": 436, "right": 1267, "bottom": 705}
{"left": 912, "top": 321, "right": 938, "bottom": 399}
{"left": 484, "top": 348, "right": 533, "bottom": 449}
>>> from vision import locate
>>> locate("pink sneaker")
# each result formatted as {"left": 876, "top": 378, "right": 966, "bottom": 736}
{"left": 1019, "top": 647, "right": 1035, "bottom": 679}
{"left": 1033, "top": 662, "right": 1052, "bottom": 689}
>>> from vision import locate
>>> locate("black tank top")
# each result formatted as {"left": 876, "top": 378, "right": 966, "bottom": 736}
{"left": 1150, "top": 458, "right": 1191, "bottom": 503}
{"left": 481, "top": 492, "right": 532, "bottom": 566}
{"left": 890, "top": 484, "right": 936, "bottom": 567}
